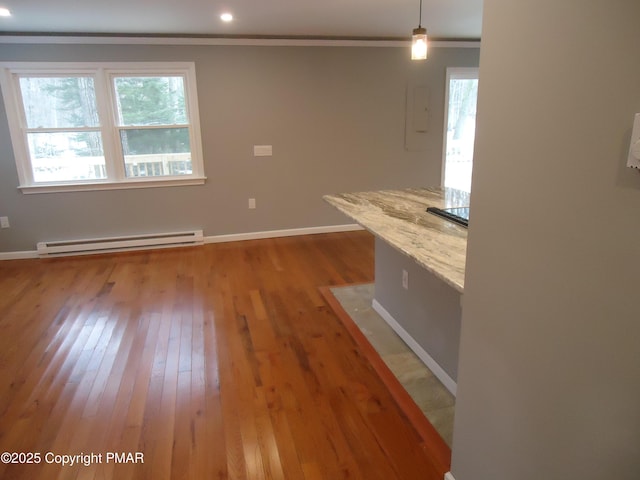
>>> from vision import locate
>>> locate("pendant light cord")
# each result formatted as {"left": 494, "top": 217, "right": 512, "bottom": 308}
{"left": 418, "top": 0, "right": 422, "bottom": 28}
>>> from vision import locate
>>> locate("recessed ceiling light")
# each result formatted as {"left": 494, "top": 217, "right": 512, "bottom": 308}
{"left": 220, "top": 12, "right": 233, "bottom": 22}
{"left": 0, "top": 7, "right": 11, "bottom": 17}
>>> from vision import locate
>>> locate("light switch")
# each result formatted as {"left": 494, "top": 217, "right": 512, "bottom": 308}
{"left": 253, "top": 145, "right": 273, "bottom": 157}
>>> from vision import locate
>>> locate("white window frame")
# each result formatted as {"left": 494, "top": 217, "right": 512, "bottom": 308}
{"left": 0, "top": 62, "right": 205, "bottom": 194}
{"left": 441, "top": 67, "right": 479, "bottom": 192}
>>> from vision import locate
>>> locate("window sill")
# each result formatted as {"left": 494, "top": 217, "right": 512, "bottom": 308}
{"left": 18, "top": 176, "right": 206, "bottom": 194}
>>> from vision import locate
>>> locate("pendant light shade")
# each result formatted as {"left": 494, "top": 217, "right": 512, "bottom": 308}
{"left": 411, "top": 0, "right": 428, "bottom": 60}
{"left": 412, "top": 27, "right": 428, "bottom": 60}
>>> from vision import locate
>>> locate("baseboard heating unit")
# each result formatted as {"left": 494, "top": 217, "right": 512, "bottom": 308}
{"left": 36, "top": 230, "right": 204, "bottom": 258}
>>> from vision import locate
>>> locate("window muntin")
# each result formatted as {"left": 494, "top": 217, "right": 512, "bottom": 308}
{"left": 0, "top": 63, "right": 204, "bottom": 193}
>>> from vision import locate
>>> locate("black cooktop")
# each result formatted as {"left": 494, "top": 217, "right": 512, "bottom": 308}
{"left": 426, "top": 206, "right": 470, "bottom": 227}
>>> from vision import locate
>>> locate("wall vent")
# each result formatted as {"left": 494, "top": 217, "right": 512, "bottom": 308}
{"left": 36, "top": 230, "right": 203, "bottom": 258}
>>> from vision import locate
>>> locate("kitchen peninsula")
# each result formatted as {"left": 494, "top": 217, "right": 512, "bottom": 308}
{"left": 324, "top": 187, "right": 469, "bottom": 394}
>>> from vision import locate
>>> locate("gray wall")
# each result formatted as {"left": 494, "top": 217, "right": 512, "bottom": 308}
{"left": 374, "top": 237, "right": 461, "bottom": 382}
{"left": 451, "top": 1, "right": 640, "bottom": 479}
{"left": 0, "top": 42, "right": 479, "bottom": 252}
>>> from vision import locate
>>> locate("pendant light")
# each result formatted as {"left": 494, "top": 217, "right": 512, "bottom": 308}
{"left": 411, "top": 0, "right": 428, "bottom": 60}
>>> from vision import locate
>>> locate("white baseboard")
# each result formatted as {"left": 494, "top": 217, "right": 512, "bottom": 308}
{"left": 0, "top": 250, "right": 39, "bottom": 260}
{"left": 204, "top": 223, "right": 363, "bottom": 244}
{"left": 0, "top": 224, "right": 364, "bottom": 260}
{"left": 444, "top": 472, "right": 456, "bottom": 480}
{"left": 372, "top": 298, "right": 457, "bottom": 396}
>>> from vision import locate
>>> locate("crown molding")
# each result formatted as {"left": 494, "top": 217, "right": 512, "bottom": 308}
{"left": 0, "top": 34, "right": 480, "bottom": 48}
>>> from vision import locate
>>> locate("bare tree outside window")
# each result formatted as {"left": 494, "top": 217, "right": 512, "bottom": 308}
{"left": 443, "top": 69, "right": 478, "bottom": 193}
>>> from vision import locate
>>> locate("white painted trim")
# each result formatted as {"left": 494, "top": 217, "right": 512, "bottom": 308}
{"left": 0, "top": 250, "right": 39, "bottom": 260}
{"left": 204, "top": 224, "right": 363, "bottom": 244}
{"left": 0, "top": 224, "right": 363, "bottom": 261}
{"left": 372, "top": 298, "right": 457, "bottom": 396}
{"left": 444, "top": 472, "right": 456, "bottom": 480}
{"left": 18, "top": 177, "right": 206, "bottom": 194}
{"left": 0, "top": 35, "right": 480, "bottom": 49}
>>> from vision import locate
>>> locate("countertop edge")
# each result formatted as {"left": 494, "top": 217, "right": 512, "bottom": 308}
{"left": 323, "top": 189, "right": 467, "bottom": 293}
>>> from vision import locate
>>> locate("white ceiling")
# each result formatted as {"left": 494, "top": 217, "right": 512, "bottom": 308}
{"left": 0, "top": 0, "right": 483, "bottom": 40}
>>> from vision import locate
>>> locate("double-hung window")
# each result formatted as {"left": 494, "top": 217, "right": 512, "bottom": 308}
{"left": 0, "top": 62, "right": 205, "bottom": 193}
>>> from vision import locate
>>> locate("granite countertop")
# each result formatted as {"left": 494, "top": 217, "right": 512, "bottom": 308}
{"left": 323, "top": 187, "right": 469, "bottom": 292}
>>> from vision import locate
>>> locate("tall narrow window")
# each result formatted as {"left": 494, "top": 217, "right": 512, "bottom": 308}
{"left": 442, "top": 68, "right": 479, "bottom": 193}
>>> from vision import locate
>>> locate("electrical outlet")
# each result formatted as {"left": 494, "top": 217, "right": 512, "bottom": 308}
{"left": 402, "top": 269, "right": 409, "bottom": 290}
{"left": 248, "top": 198, "right": 256, "bottom": 209}
{"left": 0, "top": 216, "right": 9, "bottom": 229}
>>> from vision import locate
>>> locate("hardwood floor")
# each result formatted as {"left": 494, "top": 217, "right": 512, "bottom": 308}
{"left": 0, "top": 231, "right": 446, "bottom": 480}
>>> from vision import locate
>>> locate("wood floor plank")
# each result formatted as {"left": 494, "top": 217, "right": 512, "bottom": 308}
{"left": 319, "top": 285, "right": 453, "bottom": 473}
{"left": 0, "top": 231, "right": 448, "bottom": 480}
